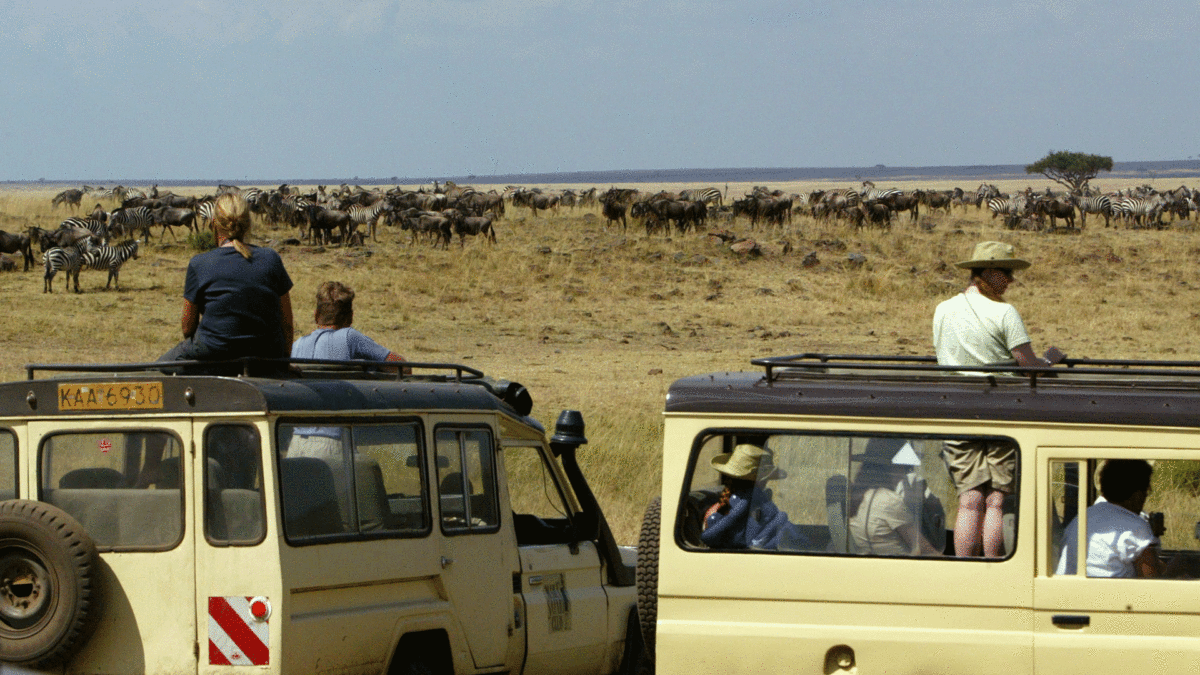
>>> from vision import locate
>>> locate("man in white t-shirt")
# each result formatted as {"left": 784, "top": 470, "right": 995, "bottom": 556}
{"left": 1056, "top": 459, "right": 1164, "bottom": 578}
{"left": 933, "top": 241, "right": 1065, "bottom": 558}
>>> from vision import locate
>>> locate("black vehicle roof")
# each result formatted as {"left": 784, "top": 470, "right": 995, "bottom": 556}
{"left": 665, "top": 354, "right": 1200, "bottom": 429}
{"left": 2, "top": 360, "right": 538, "bottom": 428}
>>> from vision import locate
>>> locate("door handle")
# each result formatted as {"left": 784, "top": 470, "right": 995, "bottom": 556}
{"left": 1052, "top": 614, "right": 1090, "bottom": 628}
{"left": 440, "top": 556, "right": 454, "bottom": 569}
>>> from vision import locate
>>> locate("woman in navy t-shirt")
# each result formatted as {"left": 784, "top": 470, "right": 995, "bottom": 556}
{"left": 160, "top": 193, "right": 293, "bottom": 365}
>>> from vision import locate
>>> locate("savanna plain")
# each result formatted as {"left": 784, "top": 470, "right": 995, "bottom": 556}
{"left": 2, "top": 177, "right": 1198, "bottom": 543}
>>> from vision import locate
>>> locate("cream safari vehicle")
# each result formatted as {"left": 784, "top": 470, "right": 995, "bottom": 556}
{"left": 637, "top": 353, "right": 1200, "bottom": 675}
{"left": 0, "top": 358, "right": 641, "bottom": 675}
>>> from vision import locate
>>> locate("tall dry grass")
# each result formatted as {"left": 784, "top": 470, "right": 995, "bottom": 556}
{"left": 4, "top": 178, "right": 1200, "bottom": 542}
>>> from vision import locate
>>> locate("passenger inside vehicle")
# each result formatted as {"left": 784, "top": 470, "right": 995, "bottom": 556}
{"left": 848, "top": 439, "right": 944, "bottom": 556}
{"left": 700, "top": 443, "right": 808, "bottom": 550}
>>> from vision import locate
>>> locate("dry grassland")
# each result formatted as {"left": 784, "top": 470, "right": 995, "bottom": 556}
{"left": 2, "top": 177, "right": 1199, "bottom": 542}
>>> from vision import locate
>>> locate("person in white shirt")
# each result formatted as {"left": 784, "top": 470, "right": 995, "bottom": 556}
{"left": 1056, "top": 459, "right": 1165, "bottom": 578}
{"left": 933, "top": 241, "right": 1065, "bottom": 558}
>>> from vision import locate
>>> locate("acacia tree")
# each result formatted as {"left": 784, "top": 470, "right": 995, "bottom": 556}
{"left": 1025, "top": 151, "right": 1113, "bottom": 194}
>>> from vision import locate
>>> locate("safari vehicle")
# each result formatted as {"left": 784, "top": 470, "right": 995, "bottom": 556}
{"left": 637, "top": 353, "right": 1200, "bottom": 675}
{"left": 0, "top": 358, "right": 641, "bottom": 675}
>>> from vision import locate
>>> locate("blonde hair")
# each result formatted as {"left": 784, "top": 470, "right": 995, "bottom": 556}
{"left": 212, "top": 193, "right": 253, "bottom": 259}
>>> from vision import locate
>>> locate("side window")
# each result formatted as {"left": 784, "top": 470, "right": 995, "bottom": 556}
{"left": 0, "top": 430, "right": 15, "bottom": 501}
{"left": 680, "top": 432, "right": 1018, "bottom": 559}
{"left": 205, "top": 424, "right": 265, "bottom": 545}
{"left": 506, "top": 445, "right": 575, "bottom": 545}
{"left": 436, "top": 428, "right": 498, "bottom": 532}
{"left": 1052, "top": 458, "right": 1200, "bottom": 579}
{"left": 40, "top": 431, "right": 184, "bottom": 550}
{"left": 277, "top": 422, "right": 428, "bottom": 542}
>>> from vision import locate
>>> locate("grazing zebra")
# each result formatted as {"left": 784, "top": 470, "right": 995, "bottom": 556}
{"left": 346, "top": 201, "right": 390, "bottom": 241}
{"left": 1073, "top": 194, "right": 1113, "bottom": 228}
{"left": 679, "top": 187, "right": 724, "bottom": 207}
{"left": 58, "top": 217, "right": 108, "bottom": 243}
{"left": 109, "top": 206, "right": 155, "bottom": 241}
{"left": 42, "top": 241, "right": 93, "bottom": 293}
{"left": 80, "top": 240, "right": 139, "bottom": 291}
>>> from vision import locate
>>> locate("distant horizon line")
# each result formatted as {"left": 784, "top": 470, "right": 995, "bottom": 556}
{"left": 6, "top": 159, "right": 1200, "bottom": 188}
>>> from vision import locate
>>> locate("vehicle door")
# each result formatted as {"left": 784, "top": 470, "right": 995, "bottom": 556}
{"left": 434, "top": 423, "right": 521, "bottom": 670}
{"left": 504, "top": 441, "right": 608, "bottom": 675}
{"left": 29, "top": 414, "right": 196, "bottom": 675}
{"left": 192, "top": 420, "right": 276, "bottom": 673}
{"left": 1034, "top": 447, "right": 1200, "bottom": 674}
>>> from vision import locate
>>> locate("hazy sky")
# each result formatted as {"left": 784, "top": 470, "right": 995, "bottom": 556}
{"left": 1, "top": 1, "right": 1196, "bottom": 181}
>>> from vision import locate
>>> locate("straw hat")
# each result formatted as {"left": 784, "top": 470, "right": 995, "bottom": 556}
{"left": 955, "top": 241, "right": 1031, "bottom": 271}
{"left": 711, "top": 444, "right": 786, "bottom": 481}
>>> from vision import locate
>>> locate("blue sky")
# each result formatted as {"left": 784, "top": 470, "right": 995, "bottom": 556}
{"left": 1, "top": 0, "right": 1196, "bottom": 181}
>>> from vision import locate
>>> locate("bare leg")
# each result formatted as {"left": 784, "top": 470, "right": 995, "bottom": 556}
{"left": 982, "top": 489, "right": 1006, "bottom": 558}
{"left": 955, "top": 488, "right": 985, "bottom": 557}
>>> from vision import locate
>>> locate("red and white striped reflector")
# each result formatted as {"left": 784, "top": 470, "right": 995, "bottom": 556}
{"left": 208, "top": 596, "right": 270, "bottom": 666}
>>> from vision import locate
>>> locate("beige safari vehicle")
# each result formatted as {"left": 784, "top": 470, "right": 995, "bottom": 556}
{"left": 637, "top": 353, "right": 1200, "bottom": 675}
{"left": 0, "top": 358, "right": 641, "bottom": 675}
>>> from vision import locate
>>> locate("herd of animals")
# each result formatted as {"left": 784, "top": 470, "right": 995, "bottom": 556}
{"left": 0, "top": 179, "right": 1195, "bottom": 293}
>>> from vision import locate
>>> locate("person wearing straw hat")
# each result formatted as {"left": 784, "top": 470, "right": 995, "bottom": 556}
{"left": 701, "top": 444, "right": 795, "bottom": 549}
{"left": 848, "top": 438, "right": 943, "bottom": 556}
{"left": 933, "top": 240, "right": 1064, "bottom": 557}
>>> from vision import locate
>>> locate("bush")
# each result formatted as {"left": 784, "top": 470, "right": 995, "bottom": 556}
{"left": 187, "top": 230, "right": 216, "bottom": 252}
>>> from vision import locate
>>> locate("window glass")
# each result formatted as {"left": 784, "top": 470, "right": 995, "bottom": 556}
{"left": 0, "top": 430, "right": 15, "bottom": 501}
{"left": 506, "top": 445, "right": 575, "bottom": 545}
{"left": 681, "top": 432, "right": 1017, "bottom": 559}
{"left": 41, "top": 431, "right": 184, "bottom": 550}
{"left": 1053, "top": 458, "right": 1200, "bottom": 579}
{"left": 436, "top": 428, "right": 498, "bottom": 532}
{"left": 277, "top": 422, "right": 427, "bottom": 541}
{"left": 205, "top": 424, "right": 265, "bottom": 545}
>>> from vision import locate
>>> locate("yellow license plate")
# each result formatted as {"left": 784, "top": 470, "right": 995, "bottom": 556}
{"left": 58, "top": 382, "right": 165, "bottom": 411}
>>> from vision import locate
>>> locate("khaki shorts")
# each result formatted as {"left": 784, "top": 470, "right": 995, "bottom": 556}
{"left": 941, "top": 440, "right": 1016, "bottom": 495}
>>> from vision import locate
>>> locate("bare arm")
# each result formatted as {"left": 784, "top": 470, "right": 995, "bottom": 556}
{"left": 279, "top": 292, "right": 294, "bottom": 348}
{"left": 181, "top": 299, "right": 199, "bottom": 338}
{"left": 1134, "top": 545, "right": 1164, "bottom": 578}
{"left": 1011, "top": 343, "right": 1065, "bottom": 368}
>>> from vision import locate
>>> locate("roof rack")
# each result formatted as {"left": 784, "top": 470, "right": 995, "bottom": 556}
{"left": 751, "top": 353, "right": 1200, "bottom": 388}
{"left": 25, "top": 358, "right": 486, "bottom": 382}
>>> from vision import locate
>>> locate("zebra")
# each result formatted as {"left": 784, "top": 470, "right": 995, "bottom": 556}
{"left": 986, "top": 195, "right": 1027, "bottom": 220}
{"left": 679, "top": 187, "right": 724, "bottom": 207}
{"left": 58, "top": 217, "right": 108, "bottom": 243}
{"left": 195, "top": 199, "right": 215, "bottom": 232}
{"left": 80, "top": 240, "right": 139, "bottom": 291}
{"left": 1114, "top": 196, "right": 1164, "bottom": 229}
{"left": 346, "top": 201, "right": 390, "bottom": 242}
{"left": 109, "top": 207, "right": 155, "bottom": 241}
{"left": 1073, "top": 194, "right": 1113, "bottom": 228}
{"left": 859, "top": 181, "right": 902, "bottom": 203}
{"left": 42, "top": 239, "right": 95, "bottom": 293}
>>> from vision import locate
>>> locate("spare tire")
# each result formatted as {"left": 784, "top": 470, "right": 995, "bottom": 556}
{"left": 635, "top": 496, "right": 661, "bottom": 660}
{"left": 0, "top": 500, "right": 100, "bottom": 668}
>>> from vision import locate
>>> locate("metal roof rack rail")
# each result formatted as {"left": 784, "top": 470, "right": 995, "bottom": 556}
{"left": 25, "top": 358, "right": 486, "bottom": 382}
{"left": 751, "top": 353, "right": 1200, "bottom": 388}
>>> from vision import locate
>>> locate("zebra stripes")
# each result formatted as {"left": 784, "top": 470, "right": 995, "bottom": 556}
{"left": 109, "top": 207, "right": 154, "bottom": 241}
{"left": 1074, "top": 195, "right": 1113, "bottom": 228}
{"left": 59, "top": 217, "right": 108, "bottom": 242}
{"left": 42, "top": 240, "right": 94, "bottom": 293}
{"left": 679, "top": 187, "right": 723, "bottom": 207}
{"left": 347, "top": 201, "right": 390, "bottom": 241}
{"left": 81, "top": 240, "right": 139, "bottom": 290}
{"left": 986, "top": 195, "right": 1027, "bottom": 219}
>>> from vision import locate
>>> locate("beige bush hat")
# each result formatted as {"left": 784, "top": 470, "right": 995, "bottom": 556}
{"left": 955, "top": 241, "right": 1031, "bottom": 270}
{"left": 711, "top": 444, "right": 786, "bottom": 481}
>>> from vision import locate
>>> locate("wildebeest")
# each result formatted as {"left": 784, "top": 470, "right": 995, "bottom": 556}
{"left": 303, "top": 205, "right": 351, "bottom": 245}
{"left": 151, "top": 207, "right": 197, "bottom": 241}
{"left": 454, "top": 216, "right": 497, "bottom": 246}
{"left": 0, "top": 230, "right": 34, "bottom": 271}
